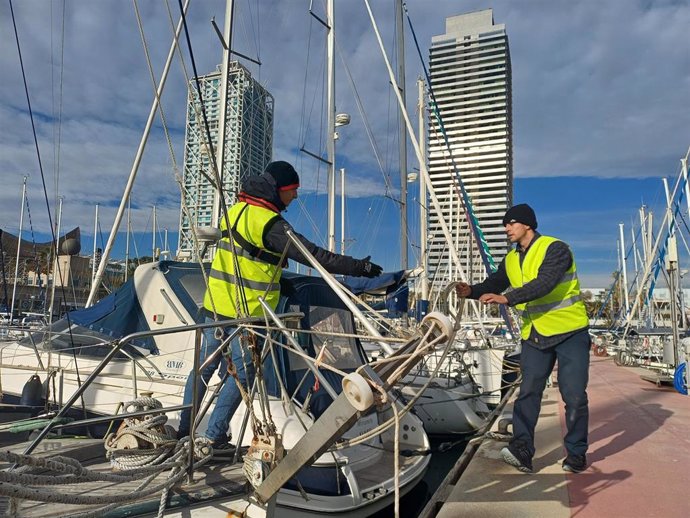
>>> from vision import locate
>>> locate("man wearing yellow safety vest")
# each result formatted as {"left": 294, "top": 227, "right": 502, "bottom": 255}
{"left": 456, "top": 204, "right": 590, "bottom": 474}
{"left": 178, "top": 161, "right": 382, "bottom": 456}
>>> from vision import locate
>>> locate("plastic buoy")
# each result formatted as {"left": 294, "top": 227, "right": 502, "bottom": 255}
{"left": 20, "top": 374, "right": 43, "bottom": 407}
{"left": 342, "top": 372, "right": 374, "bottom": 411}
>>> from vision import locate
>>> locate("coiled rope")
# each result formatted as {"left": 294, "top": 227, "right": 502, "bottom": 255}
{"left": 0, "top": 436, "right": 212, "bottom": 518}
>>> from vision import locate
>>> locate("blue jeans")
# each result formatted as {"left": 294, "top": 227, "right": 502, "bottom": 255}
{"left": 512, "top": 329, "right": 590, "bottom": 458}
{"left": 179, "top": 317, "right": 255, "bottom": 443}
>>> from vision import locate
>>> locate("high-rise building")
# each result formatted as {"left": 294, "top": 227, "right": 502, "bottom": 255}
{"left": 427, "top": 9, "right": 513, "bottom": 285}
{"left": 177, "top": 61, "right": 274, "bottom": 258}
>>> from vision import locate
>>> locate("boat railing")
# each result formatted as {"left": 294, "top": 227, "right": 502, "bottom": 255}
{"left": 19, "top": 313, "right": 304, "bottom": 457}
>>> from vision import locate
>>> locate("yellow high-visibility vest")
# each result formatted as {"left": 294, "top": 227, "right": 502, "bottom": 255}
{"left": 203, "top": 202, "right": 283, "bottom": 317}
{"left": 505, "top": 236, "right": 588, "bottom": 339}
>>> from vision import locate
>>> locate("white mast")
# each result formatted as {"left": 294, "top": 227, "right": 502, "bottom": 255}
{"left": 10, "top": 176, "right": 27, "bottom": 321}
{"left": 152, "top": 204, "right": 157, "bottom": 259}
{"left": 91, "top": 203, "right": 99, "bottom": 287}
{"left": 48, "top": 196, "right": 63, "bottom": 320}
{"left": 211, "top": 0, "right": 234, "bottom": 233}
{"left": 326, "top": 0, "right": 336, "bottom": 252}
{"left": 417, "top": 78, "right": 428, "bottom": 302}
{"left": 396, "top": 0, "right": 407, "bottom": 270}
{"left": 125, "top": 197, "right": 131, "bottom": 281}
{"left": 619, "top": 223, "right": 629, "bottom": 315}
{"left": 340, "top": 168, "right": 346, "bottom": 254}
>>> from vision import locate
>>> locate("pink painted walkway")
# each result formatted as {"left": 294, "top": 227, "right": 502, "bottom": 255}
{"left": 563, "top": 357, "right": 689, "bottom": 517}
{"left": 432, "top": 356, "right": 689, "bottom": 518}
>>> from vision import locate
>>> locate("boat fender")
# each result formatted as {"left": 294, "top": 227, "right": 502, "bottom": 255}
{"left": 20, "top": 374, "right": 43, "bottom": 407}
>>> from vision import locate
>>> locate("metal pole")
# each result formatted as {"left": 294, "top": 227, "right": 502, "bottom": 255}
{"left": 340, "top": 168, "right": 346, "bottom": 254}
{"left": 125, "top": 197, "right": 131, "bottom": 282}
{"left": 86, "top": 0, "right": 191, "bottom": 307}
{"left": 92, "top": 203, "right": 99, "bottom": 287}
{"left": 10, "top": 177, "right": 27, "bottom": 321}
{"left": 48, "top": 197, "right": 63, "bottom": 320}
{"left": 152, "top": 204, "right": 157, "bottom": 259}
{"left": 417, "top": 78, "right": 428, "bottom": 301}
{"left": 619, "top": 223, "right": 629, "bottom": 315}
{"left": 396, "top": 0, "right": 407, "bottom": 271}
{"left": 326, "top": 0, "right": 336, "bottom": 252}
{"left": 211, "top": 0, "right": 235, "bottom": 228}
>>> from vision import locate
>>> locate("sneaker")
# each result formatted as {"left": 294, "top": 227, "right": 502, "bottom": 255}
{"left": 562, "top": 454, "right": 587, "bottom": 473}
{"left": 500, "top": 442, "right": 533, "bottom": 473}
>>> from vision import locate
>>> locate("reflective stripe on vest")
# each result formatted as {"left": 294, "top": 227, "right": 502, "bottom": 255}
{"left": 203, "top": 202, "right": 282, "bottom": 317}
{"left": 505, "top": 236, "right": 589, "bottom": 339}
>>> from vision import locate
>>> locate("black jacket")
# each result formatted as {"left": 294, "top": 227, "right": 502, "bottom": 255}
{"left": 239, "top": 173, "right": 365, "bottom": 276}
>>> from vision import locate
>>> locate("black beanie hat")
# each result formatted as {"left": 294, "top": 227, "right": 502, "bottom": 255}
{"left": 502, "top": 203, "right": 538, "bottom": 229}
{"left": 264, "top": 161, "right": 300, "bottom": 191}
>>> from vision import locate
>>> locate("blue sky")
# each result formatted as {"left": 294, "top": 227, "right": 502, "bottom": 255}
{"left": 1, "top": 1, "right": 689, "bottom": 291}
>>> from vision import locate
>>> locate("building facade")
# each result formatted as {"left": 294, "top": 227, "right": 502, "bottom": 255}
{"left": 177, "top": 62, "right": 274, "bottom": 259}
{"left": 427, "top": 9, "right": 513, "bottom": 286}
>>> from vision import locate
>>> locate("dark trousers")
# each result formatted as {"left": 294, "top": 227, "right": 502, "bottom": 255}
{"left": 512, "top": 329, "right": 590, "bottom": 458}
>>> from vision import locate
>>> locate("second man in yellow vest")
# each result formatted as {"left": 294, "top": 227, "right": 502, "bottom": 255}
{"left": 456, "top": 203, "right": 590, "bottom": 474}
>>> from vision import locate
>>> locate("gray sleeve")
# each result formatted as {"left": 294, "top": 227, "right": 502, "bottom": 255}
{"left": 263, "top": 218, "right": 364, "bottom": 275}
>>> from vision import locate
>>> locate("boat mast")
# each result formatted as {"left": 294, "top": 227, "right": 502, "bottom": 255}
{"left": 85, "top": 0, "right": 190, "bottom": 307}
{"left": 92, "top": 203, "right": 99, "bottom": 287}
{"left": 417, "top": 77, "right": 428, "bottom": 303}
{"left": 152, "top": 204, "right": 157, "bottom": 259}
{"left": 10, "top": 176, "right": 27, "bottom": 321}
{"left": 211, "top": 0, "right": 234, "bottom": 238}
{"left": 340, "top": 168, "right": 346, "bottom": 254}
{"left": 125, "top": 197, "right": 131, "bottom": 281}
{"left": 326, "top": 0, "right": 336, "bottom": 252}
{"left": 48, "top": 196, "right": 63, "bottom": 320}
{"left": 396, "top": 0, "right": 407, "bottom": 271}
{"left": 619, "top": 223, "right": 629, "bottom": 316}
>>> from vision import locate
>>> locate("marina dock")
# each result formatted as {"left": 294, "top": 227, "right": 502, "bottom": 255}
{"left": 424, "top": 356, "right": 689, "bottom": 517}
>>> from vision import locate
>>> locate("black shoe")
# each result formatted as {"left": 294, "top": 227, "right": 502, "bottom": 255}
{"left": 562, "top": 454, "right": 587, "bottom": 473}
{"left": 500, "top": 442, "right": 533, "bottom": 473}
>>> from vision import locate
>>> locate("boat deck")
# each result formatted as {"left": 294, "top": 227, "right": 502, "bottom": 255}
{"left": 426, "top": 355, "right": 690, "bottom": 517}
{"left": 0, "top": 438, "right": 250, "bottom": 517}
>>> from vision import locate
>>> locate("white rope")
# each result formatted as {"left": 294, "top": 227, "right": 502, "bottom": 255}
{"left": 0, "top": 437, "right": 212, "bottom": 517}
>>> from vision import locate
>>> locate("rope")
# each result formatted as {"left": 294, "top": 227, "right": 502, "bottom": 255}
{"left": 0, "top": 437, "right": 212, "bottom": 517}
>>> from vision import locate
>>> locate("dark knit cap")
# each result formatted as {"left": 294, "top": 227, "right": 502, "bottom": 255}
{"left": 502, "top": 203, "right": 538, "bottom": 229}
{"left": 265, "top": 161, "right": 300, "bottom": 191}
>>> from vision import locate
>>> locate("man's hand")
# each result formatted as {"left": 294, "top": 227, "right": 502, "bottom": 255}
{"left": 357, "top": 256, "right": 383, "bottom": 278}
{"left": 478, "top": 293, "right": 508, "bottom": 305}
{"left": 455, "top": 282, "right": 472, "bottom": 298}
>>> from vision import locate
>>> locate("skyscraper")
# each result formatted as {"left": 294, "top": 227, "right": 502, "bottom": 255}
{"left": 177, "top": 61, "right": 274, "bottom": 259}
{"left": 427, "top": 9, "right": 513, "bottom": 285}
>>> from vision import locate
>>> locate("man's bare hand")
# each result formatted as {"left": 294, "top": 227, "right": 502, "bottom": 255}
{"left": 455, "top": 282, "right": 471, "bottom": 298}
{"left": 478, "top": 293, "right": 508, "bottom": 305}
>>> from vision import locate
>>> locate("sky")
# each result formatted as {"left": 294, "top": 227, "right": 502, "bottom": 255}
{"left": 0, "top": 0, "right": 689, "bottom": 290}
